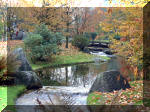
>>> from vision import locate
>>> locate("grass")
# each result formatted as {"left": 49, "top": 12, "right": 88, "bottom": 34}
{"left": 0, "top": 87, "right": 7, "bottom": 111}
{"left": 5, "top": 40, "right": 110, "bottom": 70}
{"left": 0, "top": 85, "right": 26, "bottom": 112}
{"left": 30, "top": 43, "right": 111, "bottom": 70}
{"left": 87, "top": 80, "right": 143, "bottom": 105}
{"left": 31, "top": 52, "right": 95, "bottom": 70}
{"left": 31, "top": 52, "right": 111, "bottom": 70}
{"left": 99, "top": 56, "right": 111, "bottom": 60}
{"left": 30, "top": 43, "right": 96, "bottom": 70}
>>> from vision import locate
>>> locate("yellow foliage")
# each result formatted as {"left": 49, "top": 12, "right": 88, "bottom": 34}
{"left": 2, "top": 0, "right": 81, "bottom": 7}
{"left": 101, "top": 8, "right": 143, "bottom": 77}
{"left": 108, "top": 0, "right": 149, "bottom": 7}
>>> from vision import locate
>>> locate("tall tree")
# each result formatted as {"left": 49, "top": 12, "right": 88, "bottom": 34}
{"left": 7, "top": 7, "right": 39, "bottom": 39}
{"left": 33, "top": 7, "right": 64, "bottom": 33}
{"left": 61, "top": 7, "right": 76, "bottom": 48}
{"left": 100, "top": 7, "right": 143, "bottom": 77}
{"left": 0, "top": 1, "right": 7, "bottom": 40}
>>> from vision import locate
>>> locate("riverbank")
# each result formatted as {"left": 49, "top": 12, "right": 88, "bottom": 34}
{"left": 0, "top": 85, "right": 26, "bottom": 111}
{"left": 31, "top": 52, "right": 95, "bottom": 70}
{"left": 87, "top": 80, "right": 143, "bottom": 105}
{"left": 31, "top": 52, "right": 111, "bottom": 71}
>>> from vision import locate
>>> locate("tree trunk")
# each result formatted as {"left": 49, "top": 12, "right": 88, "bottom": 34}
{"left": 66, "top": 36, "right": 69, "bottom": 48}
{"left": 66, "top": 21, "right": 69, "bottom": 48}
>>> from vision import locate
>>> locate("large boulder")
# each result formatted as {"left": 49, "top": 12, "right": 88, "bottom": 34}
{"left": 14, "top": 71, "right": 42, "bottom": 89}
{"left": 89, "top": 70, "right": 131, "bottom": 93}
{"left": 13, "top": 48, "right": 32, "bottom": 71}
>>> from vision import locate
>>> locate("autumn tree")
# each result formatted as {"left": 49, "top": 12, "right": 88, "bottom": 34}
{"left": 60, "top": 7, "right": 77, "bottom": 48}
{"left": 35, "top": 7, "right": 79, "bottom": 48}
{"left": 0, "top": 1, "right": 7, "bottom": 40}
{"left": 7, "top": 7, "right": 39, "bottom": 40}
{"left": 100, "top": 7, "right": 143, "bottom": 78}
{"left": 72, "top": 8, "right": 104, "bottom": 40}
{"left": 76, "top": 8, "right": 91, "bottom": 34}
{"left": 33, "top": 7, "right": 64, "bottom": 33}
{"left": 72, "top": 8, "right": 83, "bottom": 35}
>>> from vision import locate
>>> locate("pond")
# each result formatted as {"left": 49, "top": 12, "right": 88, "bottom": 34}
{"left": 15, "top": 56, "right": 135, "bottom": 112}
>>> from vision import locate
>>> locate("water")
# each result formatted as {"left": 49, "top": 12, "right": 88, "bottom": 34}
{"left": 16, "top": 62, "right": 107, "bottom": 106}
{"left": 36, "top": 62, "right": 108, "bottom": 87}
{"left": 16, "top": 55, "right": 134, "bottom": 112}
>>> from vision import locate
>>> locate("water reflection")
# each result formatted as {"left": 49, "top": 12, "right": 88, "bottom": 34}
{"left": 16, "top": 56, "right": 136, "bottom": 110}
{"left": 36, "top": 63, "right": 103, "bottom": 87}
{"left": 36, "top": 56, "right": 135, "bottom": 87}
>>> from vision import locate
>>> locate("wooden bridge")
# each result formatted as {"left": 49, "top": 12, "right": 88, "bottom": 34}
{"left": 84, "top": 41, "right": 113, "bottom": 55}
{"left": 88, "top": 41, "right": 111, "bottom": 48}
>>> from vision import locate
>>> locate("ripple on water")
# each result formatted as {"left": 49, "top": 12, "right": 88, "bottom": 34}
{"left": 16, "top": 86, "right": 90, "bottom": 106}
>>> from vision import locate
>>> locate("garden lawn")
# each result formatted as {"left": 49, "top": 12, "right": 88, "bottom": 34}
{"left": 31, "top": 52, "right": 95, "bottom": 70}
{"left": 87, "top": 80, "right": 143, "bottom": 105}
{"left": 0, "top": 85, "right": 26, "bottom": 112}
{"left": 0, "top": 87, "right": 7, "bottom": 112}
{"left": 31, "top": 52, "right": 111, "bottom": 70}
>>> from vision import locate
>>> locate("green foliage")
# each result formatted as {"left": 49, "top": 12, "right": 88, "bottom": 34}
{"left": 91, "top": 32, "right": 97, "bottom": 41}
{"left": 114, "top": 34, "right": 121, "bottom": 40}
{"left": 55, "top": 32, "right": 64, "bottom": 46}
{"left": 24, "top": 24, "right": 64, "bottom": 63}
{"left": 72, "top": 35, "right": 90, "bottom": 50}
{"left": 83, "top": 32, "right": 91, "bottom": 39}
{"left": 34, "top": 24, "right": 64, "bottom": 45}
{"left": 83, "top": 32, "right": 97, "bottom": 41}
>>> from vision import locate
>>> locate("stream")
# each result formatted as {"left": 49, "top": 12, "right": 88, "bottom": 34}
{"left": 15, "top": 53, "right": 134, "bottom": 112}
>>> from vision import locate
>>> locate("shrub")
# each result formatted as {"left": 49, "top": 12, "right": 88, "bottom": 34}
{"left": 83, "top": 32, "right": 91, "bottom": 39}
{"left": 24, "top": 24, "right": 64, "bottom": 62}
{"left": 114, "top": 34, "right": 121, "bottom": 40}
{"left": 0, "top": 52, "right": 21, "bottom": 83}
{"left": 91, "top": 32, "right": 97, "bottom": 41}
{"left": 7, "top": 52, "right": 21, "bottom": 75}
{"left": 0, "top": 56, "right": 6, "bottom": 75}
{"left": 34, "top": 24, "right": 64, "bottom": 45}
{"left": 72, "top": 35, "right": 89, "bottom": 51}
